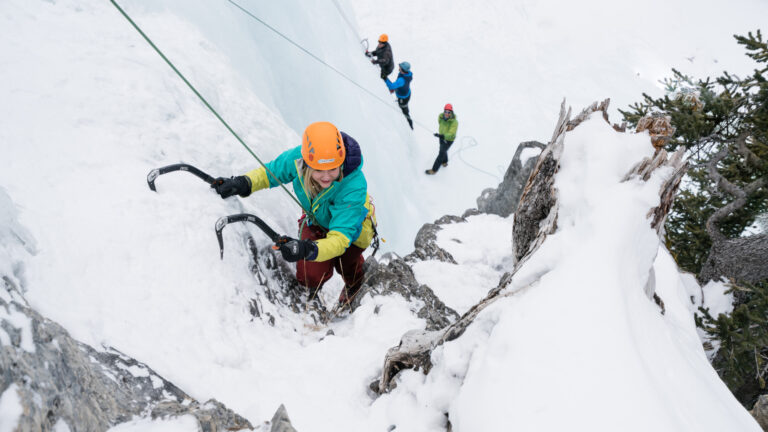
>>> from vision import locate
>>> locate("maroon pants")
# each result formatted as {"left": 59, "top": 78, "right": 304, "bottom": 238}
{"left": 295, "top": 223, "right": 365, "bottom": 295}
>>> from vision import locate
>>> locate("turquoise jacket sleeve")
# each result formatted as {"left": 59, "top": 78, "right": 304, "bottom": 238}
{"left": 386, "top": 77, "right": 405, "bottom": 91}
{"left": 263, "top": 145, "right": 302, "bottom": 187}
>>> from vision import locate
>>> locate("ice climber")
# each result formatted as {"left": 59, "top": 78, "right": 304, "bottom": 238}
{"left": 211, "top": 122, "right": 376, "bottom": 305}
{"left": 426, "top": 104, "right": 459, "bottom": 175}
{"left": 365, "top": 33, "right": 394, "bottom": 80}
{"left": 386, "top": 62, "right": 414, "bottom": 130}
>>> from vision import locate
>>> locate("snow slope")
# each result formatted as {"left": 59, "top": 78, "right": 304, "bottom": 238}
{"left": 370, "top": 116, "right": 760, "bottom": 431}
{"left": 0, "top": 0, "right": 763, "bottom": 430}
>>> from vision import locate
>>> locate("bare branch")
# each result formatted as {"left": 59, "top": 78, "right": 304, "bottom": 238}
{"left": 705, "top": 144, "right": 767, "bottom": 242}
{"left": 734, "top": 132, "right": 763, "bottom": 168}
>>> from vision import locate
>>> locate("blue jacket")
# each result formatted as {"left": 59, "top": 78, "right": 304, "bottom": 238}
{"left": 386, "top": 71, "right": 412, "bottom": 99}
{"left": 244, "top": 132, "right": 375, "bottom": 261}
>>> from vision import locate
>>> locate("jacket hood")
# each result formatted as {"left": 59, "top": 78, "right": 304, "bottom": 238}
{"left": 340, "top": 132, "right": 362, "bottom": 177}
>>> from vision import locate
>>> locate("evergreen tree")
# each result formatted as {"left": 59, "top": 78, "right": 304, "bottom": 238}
{"left": 696, "top": 281, "right": 768, "bottom": 407}
{"left": 622, "top": 31, "right": 768, "bottom": 407}
{"left": 621, "top": 31, "right": 767, "bottom": 276}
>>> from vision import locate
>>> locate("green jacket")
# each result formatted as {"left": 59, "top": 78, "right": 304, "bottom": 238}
{"left": 438, "top": 113, "right": 459, "bottom": 141}
{"left": 243, "top": 145, "right": 375, "bottom": 262}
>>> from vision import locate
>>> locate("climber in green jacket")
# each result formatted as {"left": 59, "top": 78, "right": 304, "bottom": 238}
{"left": 426, "top": 104, "right": 459, "bottom": 175}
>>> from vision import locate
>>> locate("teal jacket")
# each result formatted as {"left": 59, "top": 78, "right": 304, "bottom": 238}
{"left": 244, "top": 135, "right": 375, "bottom": 262}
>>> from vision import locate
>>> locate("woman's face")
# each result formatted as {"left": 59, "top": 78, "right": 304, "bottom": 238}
{"left": 311, "top": 166, "right": 340, "bottom": 189}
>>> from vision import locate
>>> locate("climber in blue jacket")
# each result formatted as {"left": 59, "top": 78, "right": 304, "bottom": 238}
{"left": 386, "top": 62, "right": 413, "bottom": 130}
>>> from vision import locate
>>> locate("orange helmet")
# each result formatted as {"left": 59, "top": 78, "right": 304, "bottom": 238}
{"left": 378, "top": 34, "right": 388, "bottom": 43}
{"left": 301, "top": 122, "right": 345, "bottom": 170}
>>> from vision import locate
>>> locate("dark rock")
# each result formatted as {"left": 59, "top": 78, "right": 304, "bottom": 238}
{"left": 477, "top": 141, "right": 545, "bottom": 217}
{"left": 269, "top": 404, "right": 298, "bottom": 432}
{"left": 699, "top": 234, "right": 768, "bottom": 284}
{"left": 404, "top": 215, "right": 469, "bottom": 264}
{"left": 244, "top": 235, "right": 329, "bottom": 327}
{"left": 358, "top": 257, "right": 459, "bottom": 331}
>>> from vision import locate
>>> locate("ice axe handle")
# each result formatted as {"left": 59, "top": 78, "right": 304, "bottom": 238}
{"left": 147, "top": 163, "right": 215, "bottom": 192}
{"left": 214, "top": 213, "right": 283, "bottom": 259}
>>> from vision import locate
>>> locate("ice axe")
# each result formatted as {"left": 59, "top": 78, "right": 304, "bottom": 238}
{"left": 215, "top": 213, "right": 287, "bottom": 259}
{"left": 146, "top": 163, "right": 216, "bottom": 192}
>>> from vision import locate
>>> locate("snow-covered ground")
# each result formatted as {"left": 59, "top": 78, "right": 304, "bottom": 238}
{"left": 370, "top": 116, "right": 756, "bottom": 431}
{"left": 1, "top": 0, "right": 765, "bottom": 430}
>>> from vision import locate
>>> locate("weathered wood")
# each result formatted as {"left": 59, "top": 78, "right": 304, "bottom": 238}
{"left": 649, "top": 150, "right": 688, "bottom": 234}
{"left": 512, "top": 100, "right": 568, "bottom": 263}
{"left": 636, "top": 113, "right": 676, "bottom": 150}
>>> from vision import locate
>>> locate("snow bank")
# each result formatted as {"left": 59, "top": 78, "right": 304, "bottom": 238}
{"left": 0, "top": 384, "right": 23, "bottom": 432}
{"left": 107, "top": 415, "right": 198, "bottom": 432}
{"left": 371, "top": 117, "right": 759, "bottom": 431}
{"left": 411, "top": 213, "right": 513, "bottom": 314}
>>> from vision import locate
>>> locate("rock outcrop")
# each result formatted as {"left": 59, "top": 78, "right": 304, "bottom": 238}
{"left": 477, "top": 141, "right": 545, "bottom": 217}
{"left": 356, "top": 256, "right": 459, "bottom": 331}
{"left": 0, "top": 277, "right": 253, "bottom": 432}
{"left": 267, "top": 404, "right": 298, "bottom": 432}
{"left": 699, "top": 233, "right": 768, "bottom": 284}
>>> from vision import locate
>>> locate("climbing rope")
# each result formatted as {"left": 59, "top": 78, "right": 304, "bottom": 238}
{"left": 448, "top": 136, "right": 503, "bottom": 182}
{"left": 108, "top": 0, "right": 315, "bottom": 221}
{"left": 226, "top": 0, "right": 434, "bottom": 133}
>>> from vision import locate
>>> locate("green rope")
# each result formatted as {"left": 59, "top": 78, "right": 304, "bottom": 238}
{"left": 109, "top": 0, "right": 314, "bottom": 220}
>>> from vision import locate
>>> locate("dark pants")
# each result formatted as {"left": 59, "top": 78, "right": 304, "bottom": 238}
{"left": 431, "top": 139, "right": 454, "bottom": 172}
{"left": 398, "top": 95, "right": 413, "bottom": 129}
{"left": 380, "top": 63, "right": 394, "bottom": 80}
{"left": 295, "top": 223, "right": 365, "bottom": 298}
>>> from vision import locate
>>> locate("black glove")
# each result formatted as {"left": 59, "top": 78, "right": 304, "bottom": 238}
{"left": 211, "top": 176, "right": 251, "bottom": 199}
{"left": 276, "top": 236, "right": 318, "bottom": 262}
{"left": 371, "top": 59, "right": 377, "bottom": 65}
{"left": 434, "top": 133, "right": 444, "bottom": 139}
{"left": 365, "top": 51, "right": 372, "bottom": 58}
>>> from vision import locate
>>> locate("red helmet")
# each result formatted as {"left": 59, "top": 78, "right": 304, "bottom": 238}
{"left": 444, "top": 103, "right": 453, "bottom": 112}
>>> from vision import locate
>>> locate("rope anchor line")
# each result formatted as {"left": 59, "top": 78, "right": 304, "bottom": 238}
{"left": 109, "top": 0, "right": 312, "bottom": 219}
{"left": 225, "top": 0, "right": 433, "bottom": 133}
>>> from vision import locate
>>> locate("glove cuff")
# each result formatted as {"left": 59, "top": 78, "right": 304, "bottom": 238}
{"left": 236, "top": 176, "right": 252, "bottom": 197}
{"left": 305, "top": 241, "right": 318, "bottom": 261}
